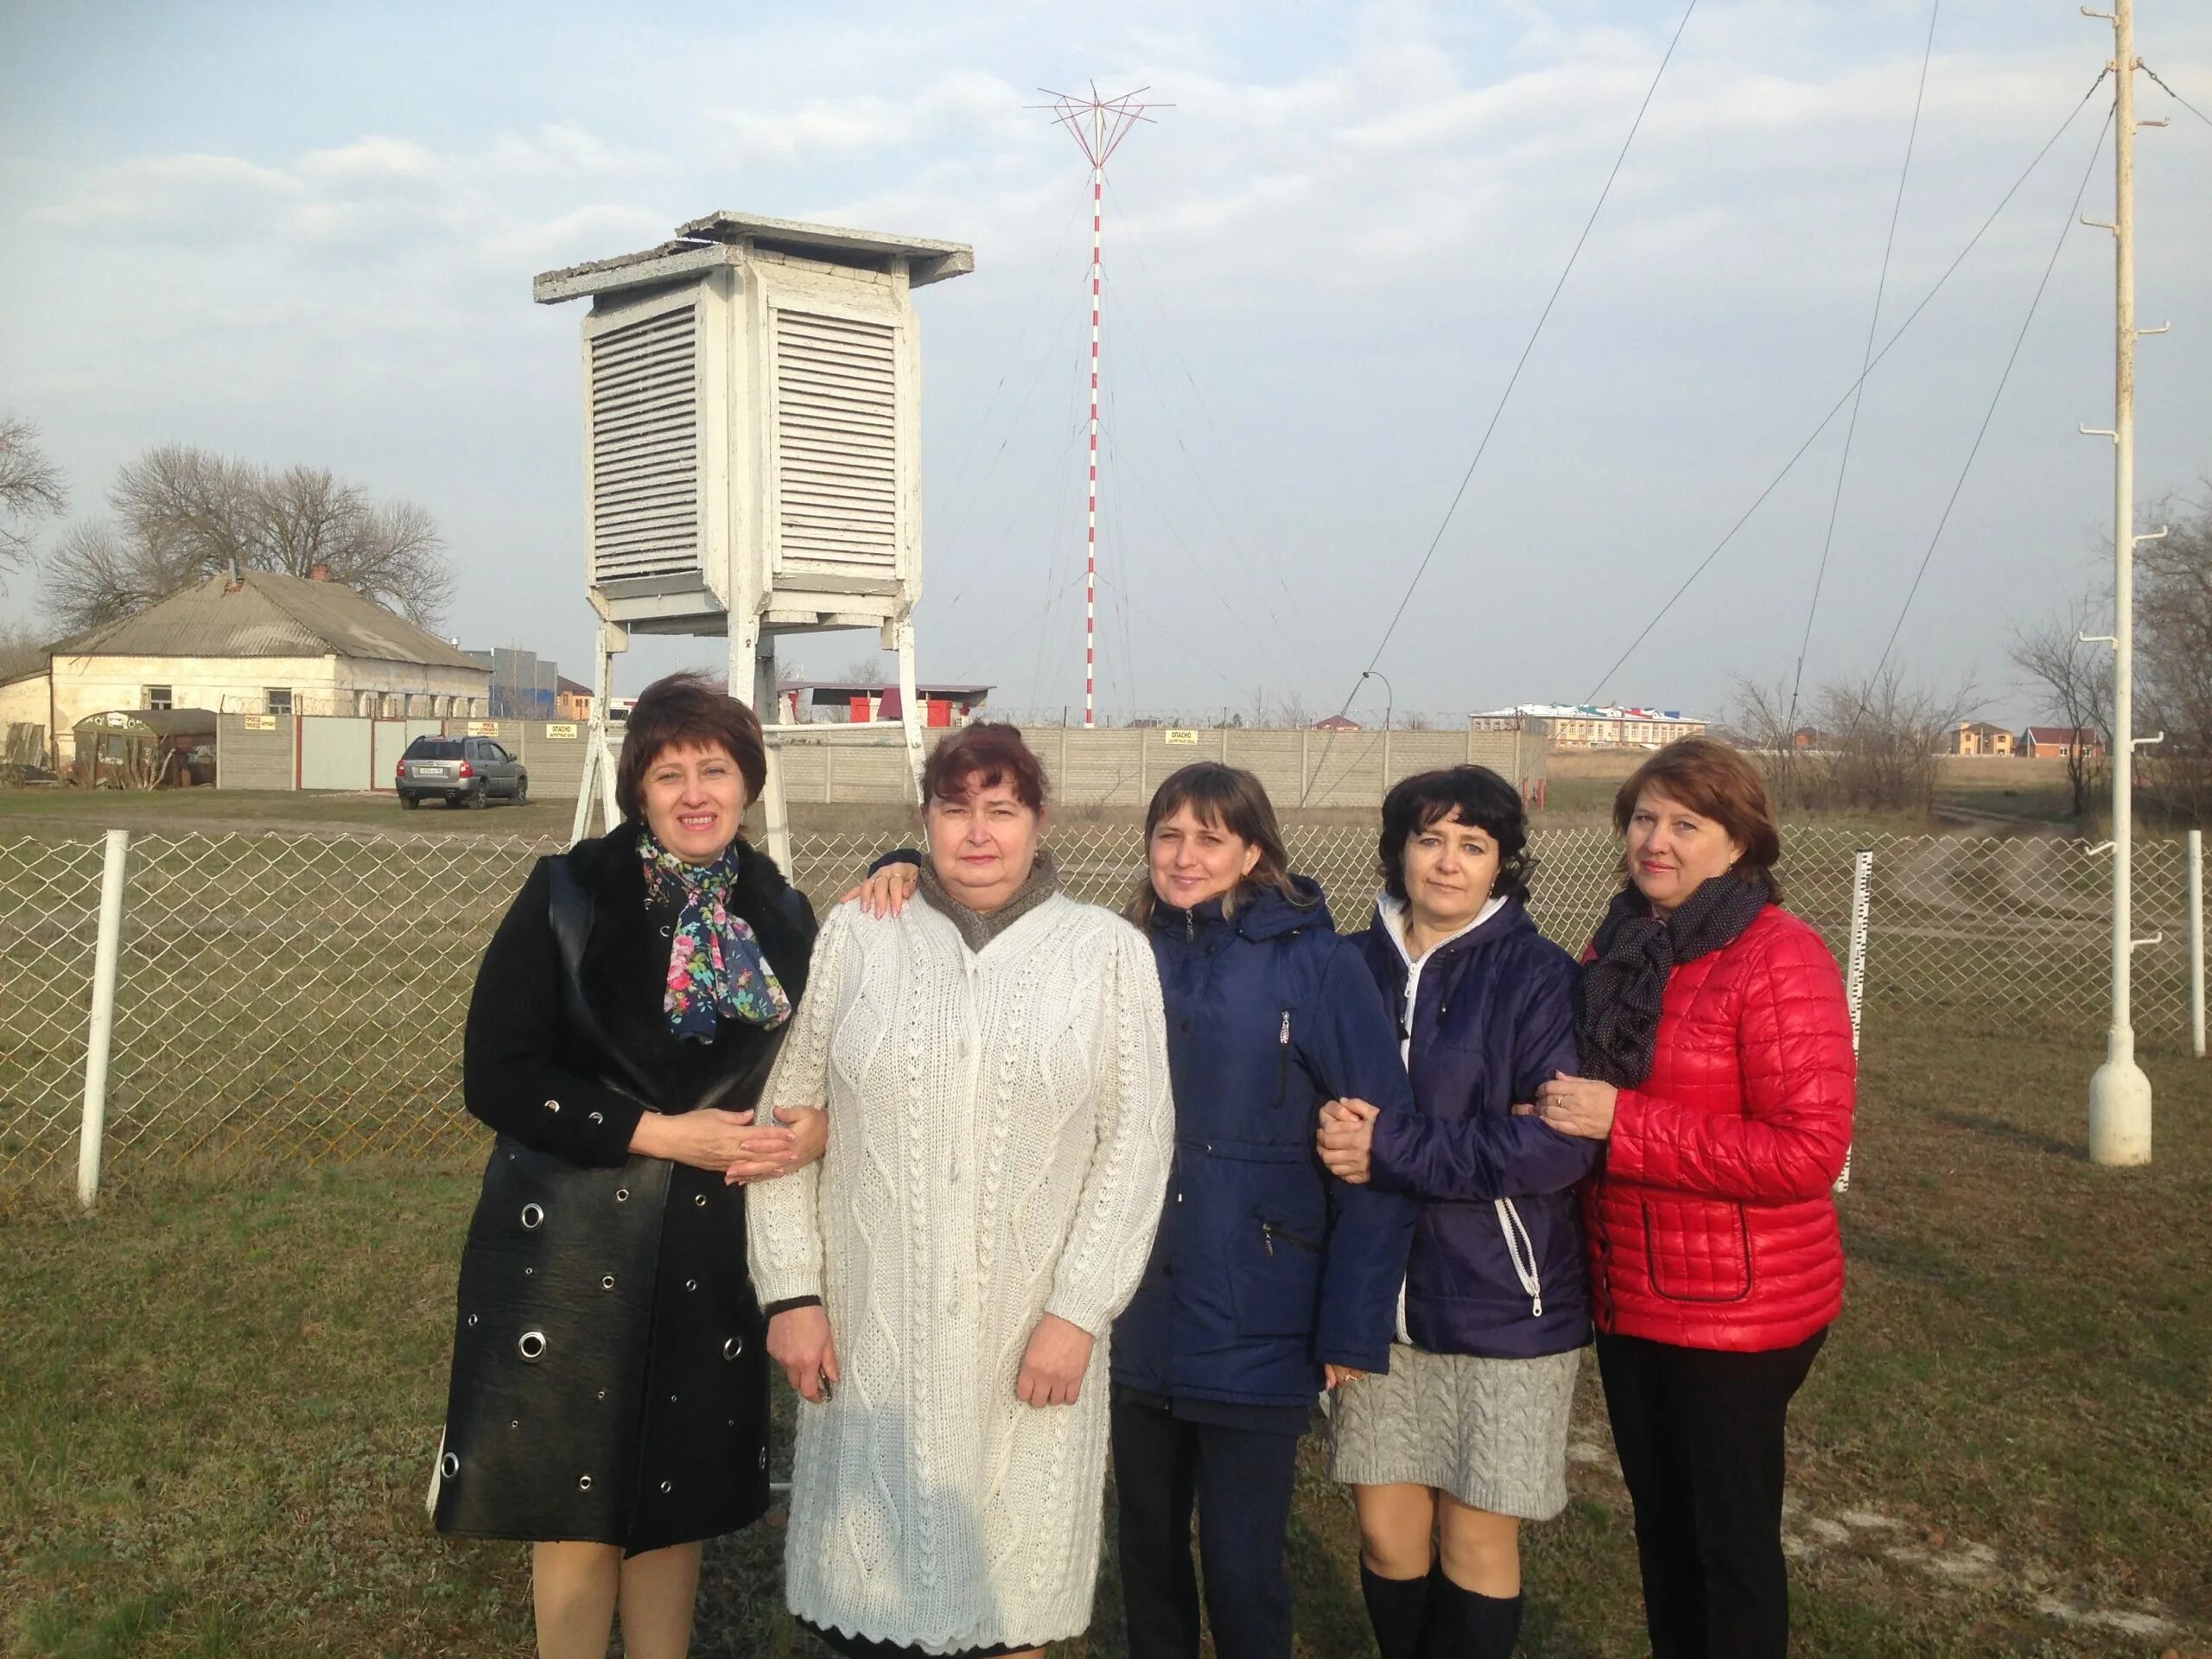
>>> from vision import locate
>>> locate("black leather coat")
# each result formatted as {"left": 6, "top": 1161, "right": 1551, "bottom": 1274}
{"left": 433, "top": 821, "right": 816, "bottom": 1554}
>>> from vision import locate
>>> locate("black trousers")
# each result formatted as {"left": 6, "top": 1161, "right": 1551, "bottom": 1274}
{"left": 1597, "top": 1328, "right": 1827, "bottom": 1659}
{"left": 1110, "top": 1390, "right": 1301, "bottom": 1659}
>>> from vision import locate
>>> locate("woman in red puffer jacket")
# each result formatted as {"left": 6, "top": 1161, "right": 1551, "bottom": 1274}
{"left": 1523, "top": 738, "right": 1853, "bottom": 1659}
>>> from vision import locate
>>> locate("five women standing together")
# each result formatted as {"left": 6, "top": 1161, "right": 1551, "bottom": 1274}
{"left": 439, "top": 685, "right": 1855, "bottom": 1659}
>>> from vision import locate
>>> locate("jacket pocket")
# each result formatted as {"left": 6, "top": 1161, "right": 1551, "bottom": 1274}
{"left": 1640, "top": 1196, "right": 1752, "bottom": 1303}
{"left": 1236, "top": 1205, "right": 1325, "bottom": 1337}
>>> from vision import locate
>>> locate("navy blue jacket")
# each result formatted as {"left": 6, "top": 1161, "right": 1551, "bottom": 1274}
{"left": 1111, "top": 880, "right": 1418, "bottom": 1408}
{"left": 1354, "top": 894, "right": 1598, "bottom": 1360}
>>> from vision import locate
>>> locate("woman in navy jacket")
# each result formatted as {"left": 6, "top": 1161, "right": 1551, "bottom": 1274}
{"left": 1317, "top": 766, "right": 1596, "bottom": 1659}
{"left": 855, "top": 762, "right": 1414, "bottom": 1659}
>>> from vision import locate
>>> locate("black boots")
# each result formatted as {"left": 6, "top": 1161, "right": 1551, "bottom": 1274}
{"left": 1425, "top": 1573, "right": 1522, "bottom": 1658}
{"left": 1361, "top": 1558, "right": 1523, "bottom": 1657}
{"left": 1359, "top": 1561, "right": 1434, "bottom": 1659}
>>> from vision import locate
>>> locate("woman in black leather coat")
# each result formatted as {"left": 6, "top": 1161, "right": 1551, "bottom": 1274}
{"left": 433, "top": 671, "right": 823, "bottom": 1659}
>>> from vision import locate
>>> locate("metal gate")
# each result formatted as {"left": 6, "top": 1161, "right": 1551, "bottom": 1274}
{"left": 297, "top": 717, "right": 372, "bottom": 791}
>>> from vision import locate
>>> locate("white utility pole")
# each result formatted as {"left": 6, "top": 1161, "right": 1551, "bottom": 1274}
{"left": 2085, "top": 0, "right": 2164, "bottom": 1166}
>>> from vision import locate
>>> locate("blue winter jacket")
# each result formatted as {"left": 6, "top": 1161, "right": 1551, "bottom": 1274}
{"left": 1353, "top": 893, "right": 1598, "bottom": 1360}
{"left": 1111, "top": 879, "right": 1418, "bottom": 1408}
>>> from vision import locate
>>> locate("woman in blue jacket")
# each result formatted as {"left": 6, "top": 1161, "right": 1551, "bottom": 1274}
{"left": 854, "top": 761, "right": 1414, "bottom": 1659}
{"left": 1316, "top": 766, "right": 1596, "bottom": 1659}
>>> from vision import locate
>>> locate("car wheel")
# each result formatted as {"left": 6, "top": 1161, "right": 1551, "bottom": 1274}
{"left": 447, "top": 791, "right": 462, "bottom": 807}
{"left": 468, "top": 783, "right": 489, "bottom": 809}
{"left": 400, "top": 793, "right": 420, "bottom": 810}
{"left": 512, "top": 774, "right": 529, "bottom": 805}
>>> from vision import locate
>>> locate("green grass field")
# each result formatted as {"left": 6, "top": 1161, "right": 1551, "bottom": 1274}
{"left": 3, "top": 1014, "right": 2205, "bottom": 1658}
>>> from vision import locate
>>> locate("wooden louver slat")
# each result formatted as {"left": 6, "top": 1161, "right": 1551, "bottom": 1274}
{"left": 772, "top": 307, "right": 898, "bottom": 573}
{"left": 588, "top": 305, "right": 701, "bottom": 582}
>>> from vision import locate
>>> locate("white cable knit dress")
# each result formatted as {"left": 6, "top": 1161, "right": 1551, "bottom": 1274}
{"left": 747, "top": 893, "right": 1173, "bottom": 1655}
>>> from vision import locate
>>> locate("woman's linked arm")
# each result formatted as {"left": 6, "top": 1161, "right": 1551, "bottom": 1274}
{"left": 1307, "top": 944, "right": 1417, "bottom": 1376}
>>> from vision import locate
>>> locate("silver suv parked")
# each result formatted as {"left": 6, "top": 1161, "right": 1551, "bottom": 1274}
{"left": 396, "top": 735, "right": 528, "bottom": 809}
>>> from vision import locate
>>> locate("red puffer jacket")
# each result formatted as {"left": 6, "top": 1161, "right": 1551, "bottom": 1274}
{"left": 1580, "top": 905, "right": 1855, "bottom": 1351}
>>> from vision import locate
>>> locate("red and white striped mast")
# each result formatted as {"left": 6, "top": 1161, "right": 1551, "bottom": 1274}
{"left": 1034, "top": 83, "right": 1166, "bottom": 728}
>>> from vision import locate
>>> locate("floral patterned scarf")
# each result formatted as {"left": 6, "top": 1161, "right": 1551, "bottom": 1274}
{"left": 639, "top": 832, "right": 792, "bottom": 1042}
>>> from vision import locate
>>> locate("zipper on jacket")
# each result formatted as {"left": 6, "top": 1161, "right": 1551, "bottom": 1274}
{"left": 1276, "top": 1009, "right": 1292, "bottom": 1101}
{"left": 1185, "top": 910, "right": 1195, "bottom": 943}
{"left": 1262, "top": 1218, "right": 1323, "bottom": 1257}
{"left": 1495, "top": 1198, "right": 1543, "bottom": 1318}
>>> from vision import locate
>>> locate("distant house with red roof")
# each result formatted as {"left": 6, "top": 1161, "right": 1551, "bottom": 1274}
{"left": 2018, "top": 726, "right": 2105, "bottom": 761}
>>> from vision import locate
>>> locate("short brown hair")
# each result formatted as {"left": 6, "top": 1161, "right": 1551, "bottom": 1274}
{"left": 616, "top": 671, "right": 767, "bottom": 823}
{"left": 1613, "top": 737, "right": 1783, "bottom": 899}
{"left": 1128, "top": 763, "right": 1312, "bottom": 925}
{"left": 921, "top": 722, "right": 1048, "bottom": 812}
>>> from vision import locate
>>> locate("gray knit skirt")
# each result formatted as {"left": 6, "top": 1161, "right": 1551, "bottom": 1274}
{"left": 1328, "top": 1344, "right": 1581, "bottom": 1521}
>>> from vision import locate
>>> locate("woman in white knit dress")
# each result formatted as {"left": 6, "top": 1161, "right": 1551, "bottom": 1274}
{"left": 748, "top": 724, "right": 1175, "bottom": 1659}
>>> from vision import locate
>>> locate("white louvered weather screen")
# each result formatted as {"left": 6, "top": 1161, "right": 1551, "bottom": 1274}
{"left": 588, "top": 304, "right": 701, "bottom": 583}
{"left": 773, "top": 308, "right": 899, "bottom": 576}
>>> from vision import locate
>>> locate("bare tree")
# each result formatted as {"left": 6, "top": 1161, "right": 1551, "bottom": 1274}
{"left": 2008, "top": 592, "right": 2113, "bottom": 817}
{"left": 2137, "top": 487, "right": 2212, "bottom": 822}
{"left": 43, "top": 444, "right": 451, "bottom": 633}
{"left": 1733, "top": 669, "right": 1975, "bottom": 817}
{"left": 0, "top": 416, "right": 68, "bottom": 577}
{"left": 0, "top": 616, "right": 49, "bottom": 682}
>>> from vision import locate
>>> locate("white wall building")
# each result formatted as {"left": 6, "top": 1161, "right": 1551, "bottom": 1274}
{"left": 1468, "top": 703, "right": 1709, "bottom": 750}
{"left": 0, "top": 569, "right": 492, "bottom": 769}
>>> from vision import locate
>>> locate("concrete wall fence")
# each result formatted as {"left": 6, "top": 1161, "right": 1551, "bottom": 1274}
{"left": 209, "top": 717, "right": 1542, "bottom": 808}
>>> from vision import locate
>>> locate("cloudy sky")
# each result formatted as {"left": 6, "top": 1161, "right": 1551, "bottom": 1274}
{"left": 4, "top": 0, "right": 2209, "bottom": 726}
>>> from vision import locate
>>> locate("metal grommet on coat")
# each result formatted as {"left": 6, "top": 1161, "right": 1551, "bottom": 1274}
{"left": 601, "top": 1275, "right": 615, "bottom": 1291}
{"left": 694, "top": 1194, "right": 707, "bottom": 1207}
{"left": 520, "top": 1203, "right": 544, "bottom": 1230}
{"left": 518, "top": 1330, "right": 547, "bottom": 1363}
{"left": 758, "top": 1447, "right": 768, "bottom": 1471}
{"left": 723, "top": 1336, "right": 743, "bottom": 1360}
{"left": 578, "top": 1474, "right": 593, "bottom": 1491}
{"left": 544, "top": 1099, "right": 560, "bottom": 1113}
{"left": 684, "top": 1279, "right": 697, "bottom": 1292}
{"left": 615, "top": 1188, "right": 629, "bottom": 1204}
{"left": 660, "top": 1479, "right": 673, "bottom": 1493}
{"left": 466, "top": 1313, "right": 479, "bottom": 1328}
{"left": 440, "top": 1450, "right": 460, "bottom": 1479}
{"left": 588, "top": 1111, "right": 603, "bottom": 1125}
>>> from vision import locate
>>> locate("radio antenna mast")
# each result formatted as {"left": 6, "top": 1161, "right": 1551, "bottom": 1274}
{"left": 1033, "top": 82, "right": 1169, "bottom": 728}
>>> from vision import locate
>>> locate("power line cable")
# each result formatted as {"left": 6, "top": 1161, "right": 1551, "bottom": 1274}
{"left": 1787, "top": 0, "right": 1941, "bottom": 731}
{"left": 1351, "top": 0, "right": 1700, "bottom": 687}
{"left": 1580, "top": 65, "right": 2114, "bottom": 704}
{"left": 1301, "top": 0, "right": 1700, "bottom": 804}
{"left": 935, "top": 192, "right": 1089, "bottom": 544}
{"left": 1853, "top": 105, "right": 2114, "bottom": 709}
{"left": 2140, "top": 61, "right": 2212, "bottom": 130}
{"left": 1101, "top": 176, "right": 1322, "bottom": 666}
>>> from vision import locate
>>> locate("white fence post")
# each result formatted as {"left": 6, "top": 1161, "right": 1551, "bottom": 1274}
{"left": 1834, "top": 846, "right": 1874, "bottom": 1195}
{"left": 77, "top": 828, "right": 131, "bottom": 1211}
{"left": 2190, "top": 828, "right": 2204, "bottom": 1059}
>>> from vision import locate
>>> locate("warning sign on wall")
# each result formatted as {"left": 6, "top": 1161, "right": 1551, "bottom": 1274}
{"left": 545, "top": 721, "right": 578, "bottom": 739}
{"left": 1165, "top": 729, "right": 1200, "bottom": 746}
{"left": 467, "top": 721, "right": 499, "bottom": 736}
{"left": 242, "top": 715, "right": 277, "bottom": 732}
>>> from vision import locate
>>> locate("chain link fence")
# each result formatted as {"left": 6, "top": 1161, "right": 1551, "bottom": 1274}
{"left": 0, "top": 824, "right": 2199, "bottom": 1198}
